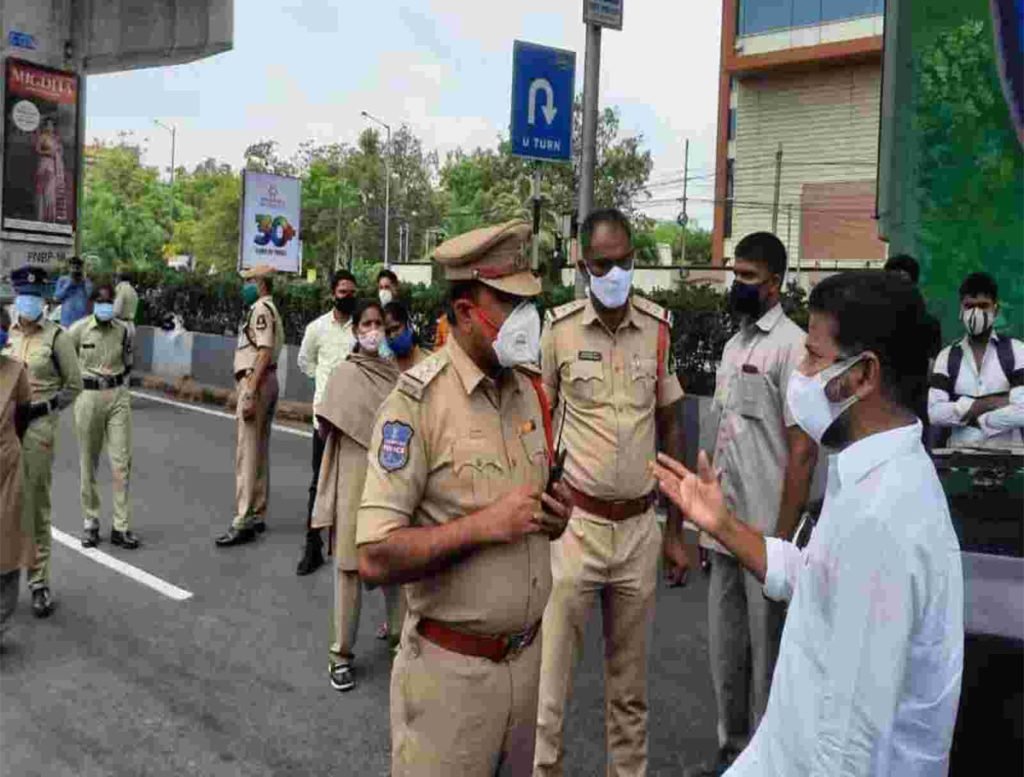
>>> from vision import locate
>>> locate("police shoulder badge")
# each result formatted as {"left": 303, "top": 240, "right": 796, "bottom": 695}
{"left": 379, "top": 420, "right": 414, "bottom": 472}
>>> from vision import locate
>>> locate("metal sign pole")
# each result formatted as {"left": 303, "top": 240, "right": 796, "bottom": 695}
{"left": 576, "top": 22, "right": 602, "bottom": 298}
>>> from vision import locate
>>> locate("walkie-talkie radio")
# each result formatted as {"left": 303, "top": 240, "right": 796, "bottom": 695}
{"left": 545, "top": 397, "right": 569, "bottom": 495}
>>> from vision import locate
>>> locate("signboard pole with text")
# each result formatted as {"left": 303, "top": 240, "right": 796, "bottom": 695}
{"left": 511, "top": 40, "right": 575, "bottom": 281}
{"left": 238, "top": 170, "right": 302, "bottom": 274}
{"left": 577, "top": 1, "right": 624, "bottom": 297}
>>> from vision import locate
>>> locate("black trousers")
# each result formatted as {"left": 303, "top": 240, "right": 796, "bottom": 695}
{"left": 307, "top": 430, "right": 327, "bottom": 529}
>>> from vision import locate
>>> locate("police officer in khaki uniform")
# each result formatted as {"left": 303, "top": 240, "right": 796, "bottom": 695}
{"left": 113, "top": 267, "right": 139, "bottom": 347}
{"left": 534, "top": 208, "right": 691, "bottom": 777}
{"left": 68, "top": 283, "right": 138, "bottom": 549}
{"left": 357, "top": 221, "right": 575, "bottom": 777}
{"left": 216, "top": 265, "right": 284, "bottom": 547}
{"left": 3, "top": 266, "right": 83, "bottom": 617}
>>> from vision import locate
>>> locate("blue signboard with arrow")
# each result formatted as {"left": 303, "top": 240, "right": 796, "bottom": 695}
{"left": 511, "top": 40, "right": 576, "bottom": 163}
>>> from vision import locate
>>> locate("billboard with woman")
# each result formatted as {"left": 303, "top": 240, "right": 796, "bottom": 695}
{"left": 2, "top": 59, "right": 79, "bottom": 238}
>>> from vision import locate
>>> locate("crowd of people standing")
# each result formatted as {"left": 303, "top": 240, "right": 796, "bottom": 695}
{"left": 0, "top": 207, "right": 1020, "bottom": 776}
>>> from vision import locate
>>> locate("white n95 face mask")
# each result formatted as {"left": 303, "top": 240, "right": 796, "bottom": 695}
{"left": 786, "top": 355, "right": 865, "bottom": 444}
{"left": 493, "top": 301, "right": 541, "bottom": 368}
{"left": 588, "top": 264, "right": 633, "bottom": 309}
{"left": 379, "top": 289, "right": 394, "bottom": 307}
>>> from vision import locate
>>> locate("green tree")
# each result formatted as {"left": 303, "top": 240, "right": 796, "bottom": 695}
{"left": 438, "top": 100, "right": 655, "bottom": 261}
{"left": 80, "top": 141, "right": 168, "bottom": 271}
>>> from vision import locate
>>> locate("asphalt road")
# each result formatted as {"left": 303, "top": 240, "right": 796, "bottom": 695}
{"left": 0, "top": 392, "right": 719, "bottom": 777}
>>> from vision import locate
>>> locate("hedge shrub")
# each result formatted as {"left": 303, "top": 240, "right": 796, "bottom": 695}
{"left": 130, "top": 268, "right": 808, "bottom": 395}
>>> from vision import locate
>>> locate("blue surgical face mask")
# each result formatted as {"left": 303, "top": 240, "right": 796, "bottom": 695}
{"left": 94, "top": 302, "right": 115, "bottom": 322}
{"left": 15, "top": 294, "right": 44, "bottom": 322}
{"left": 387, "top": 327, "right": 415, "bottom": 357}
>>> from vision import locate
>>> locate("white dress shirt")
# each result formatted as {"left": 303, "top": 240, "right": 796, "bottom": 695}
{"left": 727, "top": 422, "right": 964, "bottom": 777}
{"left": 297, "top": 310, "right": 353, "bottom": 427}
{"left": 928, "top": 333, "right": 1024, "bottom": 448}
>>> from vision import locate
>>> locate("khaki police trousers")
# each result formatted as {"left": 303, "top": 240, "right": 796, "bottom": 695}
{"left": 328, "top": 566, "right": 405, "bottom": 668}
{"left": 707, "top": 550, "right": 784, "bottom": 754}
{"left": 534, "top": 506, "right": 661, "bottom": 777}
{"left": 74, "top": 386, "right": 132, "bottom": 532}
{"left": 391, "top": 615, "right": 542, "bottom": 777}
{"left": 22, "top": 413, "right": 59, "bottom": 591}
{"left": 233, "top": 373, "right": 278, "bottom": 529}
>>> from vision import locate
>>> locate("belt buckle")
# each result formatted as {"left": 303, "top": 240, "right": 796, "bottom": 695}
{"left": 502, "top": 624, "right": 535, "bottom": 661}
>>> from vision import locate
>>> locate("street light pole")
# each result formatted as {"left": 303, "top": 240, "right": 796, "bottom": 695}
{"left": 361, "top": 111, "right": 392, "bottom": 268}
{"left": 153, "top": 119, "right": 176, "bottom": 187}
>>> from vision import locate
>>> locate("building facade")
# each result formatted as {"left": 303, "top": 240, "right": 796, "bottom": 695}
{"left": 712, "top": 0, "right": 886, "bottom": 284}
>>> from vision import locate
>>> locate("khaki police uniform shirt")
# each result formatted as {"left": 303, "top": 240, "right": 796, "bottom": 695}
{"left": 540, "top": 296, "right": 684, "bottom": 501}
{"left": 233, "top": 295, "right": 284, "bottom": 374}
{"left": 4, "top": 319, "right": 83, "bottom": 404}
{"left": 357, "top": 337, "right": 551, "bottom": 637}
{"left": 113, "top": 281, "right": 139, "bottom": 322}
{"left": 67, "top": 317, "right": 131, "bottom": 378}
{"left": 703, "top": 303, "right": 805, "bottom": 554}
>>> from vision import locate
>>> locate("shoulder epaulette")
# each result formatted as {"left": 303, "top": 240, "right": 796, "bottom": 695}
{"left": 397, "top": 350, "right": 450, "bottom": 402}
{"left": 631, "top": 295, "right": 671, "bottom": 325}
{"left": 546, "top": 298, "right": 587, "bottom": 325}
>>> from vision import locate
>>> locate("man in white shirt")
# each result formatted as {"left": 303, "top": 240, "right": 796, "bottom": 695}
{"left": 689, "top": 232, "right": 817, "bottom": 776}
{"left": 295, "top": 269, "right": 357, "bottom": 574}
{"left": 929, "top": 271, "right": 1023, "bottom": 449}
{"left": 653, "top": 271, "right": 964, "bottom": 776}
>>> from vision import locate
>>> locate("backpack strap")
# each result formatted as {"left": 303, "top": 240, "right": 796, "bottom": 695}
{"left": 928, "top": 344, "right": 963, "bottom": 402}
{"left": 995, "top": 336, "right": 1022, "bottom": 388}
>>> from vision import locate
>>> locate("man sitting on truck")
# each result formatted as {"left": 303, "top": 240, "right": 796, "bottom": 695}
{"left": 928, "top": 271, "right": 1024, "bottom": 449}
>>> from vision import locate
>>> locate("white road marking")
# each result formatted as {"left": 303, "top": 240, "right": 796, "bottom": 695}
{"left": 129, "top": 389, "right": 311, "bottom": 439}
{"left": 51, "top": 527, "right": 194, "bottom": 602}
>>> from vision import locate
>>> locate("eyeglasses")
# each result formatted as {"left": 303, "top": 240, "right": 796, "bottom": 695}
{"left": 587, "top": 250, "right": 635, "bottom": 275}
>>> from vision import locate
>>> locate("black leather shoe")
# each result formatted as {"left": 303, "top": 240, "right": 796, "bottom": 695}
{"left": 31, "top": 587, "right": 55, "bottom": 618}
{"left": 81, "top": 527, "right": 100, "bottom": 548}
{"left": 215, "top": 526, "right": 256, "bottom": 547}
{"left": 253, "top": 520, "right": 267, "bottom": 534}
{"left": 296, "top": 530, "right": 324, "bottom": 576}
{"left": 110, "top": 529, "right": 140, "bottom": 549}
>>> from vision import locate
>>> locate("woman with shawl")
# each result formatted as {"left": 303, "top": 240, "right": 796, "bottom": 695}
{"left": 0, "top": 306, "right": 33, "bottom": 645}
{"left": 312, "top": 300, "right": 426, "bottom": 692}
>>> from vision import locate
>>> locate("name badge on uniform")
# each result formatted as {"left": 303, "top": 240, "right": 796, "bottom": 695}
{"left": 379, "top": 420, "right": 414, "bottom": 472}
{"left": 578, "top": 350, "right": 602, "bottom": 362}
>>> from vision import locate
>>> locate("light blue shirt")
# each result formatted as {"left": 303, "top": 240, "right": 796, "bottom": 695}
{"left": 54, "top": 275, "right": 93, "bottom": 328}
{"left": 728, "top": 422, "right": 964, "bottom": 777}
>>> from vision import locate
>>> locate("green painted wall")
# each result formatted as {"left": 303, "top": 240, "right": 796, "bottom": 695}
{"left": 879, "top": 0, "right": 1023, "bottom": 341}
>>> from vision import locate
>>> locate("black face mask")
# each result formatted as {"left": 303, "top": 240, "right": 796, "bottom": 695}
{"left": 334, "top": 296, "right": 356, "bottom": 315}
{"left": 729, "top": 280, "right": 764, "bottom": 319}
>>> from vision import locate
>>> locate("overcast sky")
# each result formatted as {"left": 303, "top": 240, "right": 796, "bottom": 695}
{"left": 85, "top": 1, "right": 722, "bottom": 228}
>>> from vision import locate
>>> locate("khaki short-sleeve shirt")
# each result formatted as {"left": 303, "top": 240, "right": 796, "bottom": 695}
{"left": 357, "top": 338, "right": 551, "bottom": 637}
{"left": 702, "top": 303, "right": 806, "bottom": 553}
{"left": 540, "top": 296, "right": 683, "bottom": 501}
{"left": 234, "top": 296, "right": 283, "bottom": 373}
{"left": 68, "top": 317, "right": 130, "bottom": 378}
{"left": 5, "top": 319, "right": 83, "bottom": 403}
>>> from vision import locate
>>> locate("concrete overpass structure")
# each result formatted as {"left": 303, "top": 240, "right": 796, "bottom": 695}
{"left": 0, "top": 0, "right": 233, "bottom": 295}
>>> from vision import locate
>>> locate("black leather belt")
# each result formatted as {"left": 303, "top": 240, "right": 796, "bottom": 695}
{"left": 83, "top": 374, "right": 125, "bottom": 390}
{"left": 28, "top": 397, "right": 60, "bottom": 421}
